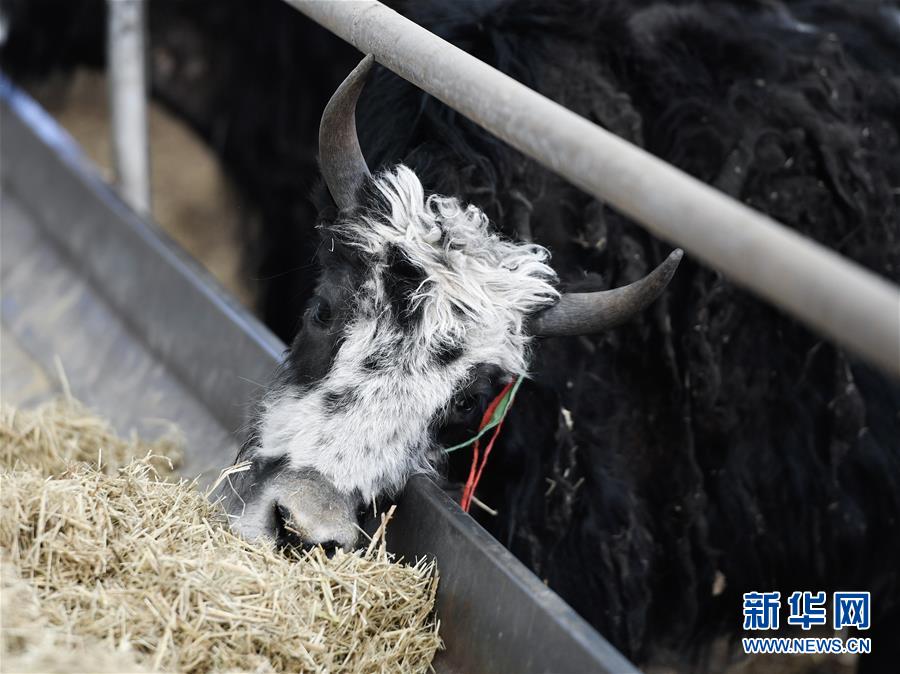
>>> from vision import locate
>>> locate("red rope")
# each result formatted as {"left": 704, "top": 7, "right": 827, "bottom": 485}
{"left": 460, "top": 380, "right": 515, "bottom": 513}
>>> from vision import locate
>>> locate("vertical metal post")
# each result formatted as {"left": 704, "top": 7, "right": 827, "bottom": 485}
{"left": 107, "top": 0, "right": 150, "bottom": 215}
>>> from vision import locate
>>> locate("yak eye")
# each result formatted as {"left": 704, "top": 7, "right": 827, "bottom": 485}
{"left": 452, "top": 393, "right": 480, "bottom": 416}
{"left": 308, "top": 296, "right": 333, "bottom": 327}
{"left": 456, "top": 398, "right": 475, "bottom": 413}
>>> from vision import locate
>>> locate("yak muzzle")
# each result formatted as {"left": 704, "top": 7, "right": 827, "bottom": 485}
{"left": 228, "top": 468, "right": 360, "bottom": 554}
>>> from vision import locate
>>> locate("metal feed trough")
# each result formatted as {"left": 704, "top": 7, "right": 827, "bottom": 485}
{"left": 0, "top": 82, "right": 637, "bottom": 673}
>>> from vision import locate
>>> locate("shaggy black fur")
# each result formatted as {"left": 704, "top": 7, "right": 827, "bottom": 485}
{"left": 3, "top": 0, "right": 899, "bottom": 670}
{"left": 363, "top": 2, "right": 899, "bottom": 668}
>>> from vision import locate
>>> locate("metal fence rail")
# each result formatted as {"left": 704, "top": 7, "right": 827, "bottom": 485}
{"left": 289, "top": 0, "right": 900, "bottom": 378}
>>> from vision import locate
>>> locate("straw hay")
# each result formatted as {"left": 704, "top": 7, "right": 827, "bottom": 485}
{"left": 0, "top": 399, "right": 183, "bottom": 477}
{"left": 1, "top": 557, "right": 147, "bottom": 673}
{"left": 0, "top": 400, "right": 442, "bottom": 673}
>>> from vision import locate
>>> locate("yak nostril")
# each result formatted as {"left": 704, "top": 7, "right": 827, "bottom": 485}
{"left": 317, "top": 540, "right": 341, "bottom": 558}
{"left": 272, "top": 503, "right": 345, "bottom": 558}
{"left": 273, "top": 502, "right": 291, "bottom": 525}
{"left": 272, "top": 501, "right": 304, "bottom": 550}
{"left": 300, "top": 539, "right": 341, "bottom": 559}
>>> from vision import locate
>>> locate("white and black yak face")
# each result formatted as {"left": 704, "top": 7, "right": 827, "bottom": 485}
{"left": 265, "top": 166, "right": 559, "bottom": 497}
{"left": 229, "top": 166, "right": 559, "bottom": 549}
{"left": 226, "top": 55, "right": 680, "bottom": 552}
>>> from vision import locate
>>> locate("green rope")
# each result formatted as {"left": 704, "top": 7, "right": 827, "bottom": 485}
{"left": 442, "top": 376, "right": 524, "bottom": 453}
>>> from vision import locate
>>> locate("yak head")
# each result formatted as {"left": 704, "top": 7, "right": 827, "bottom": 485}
{"left": 226, "top": 56, "right": 682, "bottom": 552}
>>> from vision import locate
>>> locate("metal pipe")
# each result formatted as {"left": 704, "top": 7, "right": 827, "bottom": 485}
{"left": 107, "top": 0, "right": 150, "bottom": 215}
{"left": 288, "top": 0, "right": 900, "bottom": 378}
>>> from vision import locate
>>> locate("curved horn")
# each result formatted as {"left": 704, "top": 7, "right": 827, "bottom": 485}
{"left": 319, "top": 55, "right": 374, "bottom": 210}
{"left": 532, "top": 249, "right": 684, "bottom": 336}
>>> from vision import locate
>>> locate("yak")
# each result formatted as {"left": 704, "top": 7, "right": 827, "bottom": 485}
{"left": 226, "top": 54, "right": 683, "bottom": 550}
{"left": 3, "top": 0, "right": 898, "bottom": 670}
{"left": 223, "top": 0, "right": 900, "bottom": 670}
{"left": 222, "top": 2, "right": 900, "bottom": 670}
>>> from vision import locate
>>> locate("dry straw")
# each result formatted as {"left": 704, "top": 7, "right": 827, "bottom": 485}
{"left": 0, "top": 398, "right": 183, "bottom": 477}
{"left": 0, "top": 399, "right": 442, "bottom": 673}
